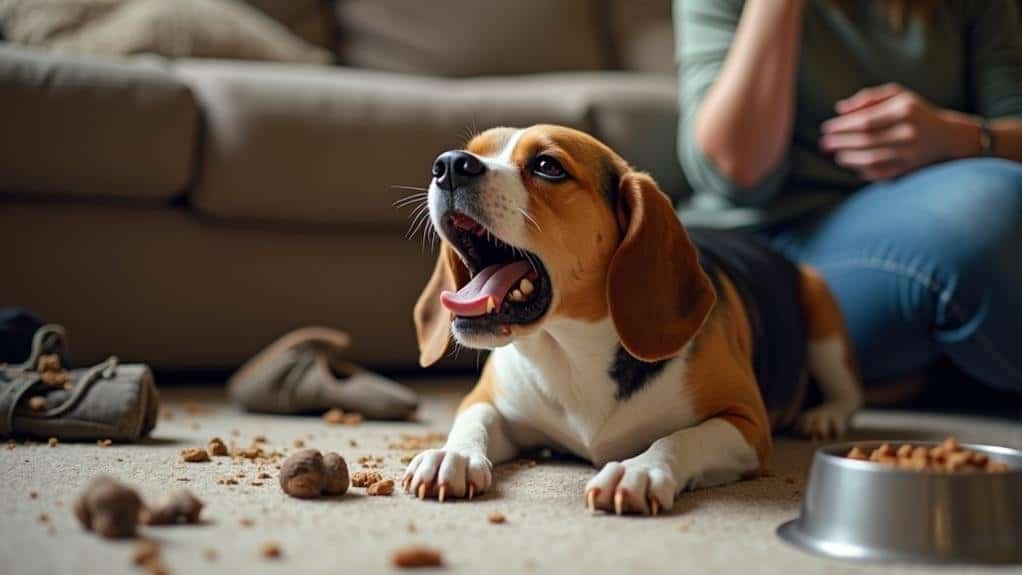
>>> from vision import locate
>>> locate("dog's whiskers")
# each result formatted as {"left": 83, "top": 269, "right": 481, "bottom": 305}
{"left": 519, "top": 208, "right": 542, "bottom": 232}
{"left": 406, "top": 205, "right": 431, "bottom": 240}
{"left": 393, "top": 193, "right": 428, "bottom": 208}
{"left": 390, "top": 184, "right": 429, "bottom": 192}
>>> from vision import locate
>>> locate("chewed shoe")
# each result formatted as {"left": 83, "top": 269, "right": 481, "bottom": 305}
{"left": 227, "top": 326, "right": 419, "bottom": 420}
{"left": 0, "top": 324, "right": 159, "bottom": 441}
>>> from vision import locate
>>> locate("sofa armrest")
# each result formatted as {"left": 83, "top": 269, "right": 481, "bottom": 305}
{"left": 0, "top": 46, "right": 198, "bottom": 201}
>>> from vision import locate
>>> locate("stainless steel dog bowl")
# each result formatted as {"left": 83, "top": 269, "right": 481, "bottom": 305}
{"left": 778, "top": 441, "right": 1022, "bottom": 564}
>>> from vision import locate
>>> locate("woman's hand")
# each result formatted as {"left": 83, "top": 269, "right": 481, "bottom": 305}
{"left": 820, "top": 83, "right": 979, "bottom": 181}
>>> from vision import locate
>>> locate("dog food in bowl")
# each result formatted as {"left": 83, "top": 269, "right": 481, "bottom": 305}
{"left": 845, "top": 437, "right": 1011, "bottom": 473}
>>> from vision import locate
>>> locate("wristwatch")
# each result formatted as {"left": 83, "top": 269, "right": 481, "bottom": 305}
{"left": 978, "top": 119, "right": 996, "bottom": 156}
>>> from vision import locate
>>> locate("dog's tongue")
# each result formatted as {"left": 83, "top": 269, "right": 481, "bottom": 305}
{"left": 441, "top": 260, "right": 533, "bottom": 317}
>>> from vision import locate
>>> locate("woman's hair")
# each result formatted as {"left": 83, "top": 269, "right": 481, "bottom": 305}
{"left": 830, "top": 0, "right": 939, "bottom": 30}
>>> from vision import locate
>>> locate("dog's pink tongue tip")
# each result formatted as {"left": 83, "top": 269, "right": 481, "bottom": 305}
{"left": 440, "top": 260, "right": 533, "bottom": 317}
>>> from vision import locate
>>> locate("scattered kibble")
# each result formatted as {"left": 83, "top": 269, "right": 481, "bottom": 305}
{"left": 351, "top": 470, "right": 383, "bottom": 488}
{"left": 145, "top": 489, "right": 204, "bottom": 525}
{"left": 260, "top": 541, "right": 282, "bottom": 560}
{"left": 74, "top": 476, "right": 144, "bottom": 539}
{"left": 180, "top": 448, "right": 210, "bottom": 463}
{"left": 488, "top": 512, "right": 506, "bottom": 524}
{"left": 323, "top": 408, "right": 345, "bottom": 424}
{"left": 208, "top": 437, "right": 229, "bottom": 456}
{"left": 392, "top": 546, "right": 444, "bottom": 568}
{"left": 367, "top": 479, "right": 395, "bottom": 496}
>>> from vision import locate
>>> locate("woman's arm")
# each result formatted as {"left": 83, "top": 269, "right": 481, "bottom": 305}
{"left": 819, "top": 0, "right": 1022, "bottom": 179}
{"left": 693, "top": 0, "right": 805, "bottom": 188}
{"left": 676, "top": 0, "right": 806, "bottom": 205}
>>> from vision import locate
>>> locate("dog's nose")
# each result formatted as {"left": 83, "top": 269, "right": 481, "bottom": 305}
{"left": 432, "top": 151, "right": 486, "bottom": 192}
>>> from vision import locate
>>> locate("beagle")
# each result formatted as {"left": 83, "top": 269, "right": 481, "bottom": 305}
{"left": 403, "top": 125, "right": 863, "bottom": 515}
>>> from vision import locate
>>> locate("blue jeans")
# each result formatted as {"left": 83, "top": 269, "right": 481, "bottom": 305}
{"left": 765, "top": 158, "right": 1022, "bottom": 392}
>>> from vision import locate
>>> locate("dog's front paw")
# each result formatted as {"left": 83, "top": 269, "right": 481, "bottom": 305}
{"left": 795, "top": 402, "right": 855, "bottom": 440}
{"left": 402, "top": 448, "right": 492, "bottom": 502}
{"left": 584, "top": 460, "right": 677, "bottom": 516}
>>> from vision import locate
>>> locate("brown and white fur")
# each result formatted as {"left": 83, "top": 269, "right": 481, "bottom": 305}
{"left": 404, "top": 125, "right": 863, "bottom": 515}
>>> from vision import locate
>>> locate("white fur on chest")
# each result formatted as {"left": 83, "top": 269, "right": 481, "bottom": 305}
{"left": 490, "top": 318, "right": 699, "bottom": 465}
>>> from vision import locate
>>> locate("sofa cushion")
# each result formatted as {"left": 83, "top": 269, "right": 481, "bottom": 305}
{"left": 176, "top": 61, "right": 602, "bottom": 226}
{"left": 607, "top": 0, "right": 676, "bottom": 75}
{"left": 2, "top": 0, "right": 332, "bottom": 64}
{"left": 0, "top": 45, "right": 198, "bottom": 201}
{"left": 243, "top": 0, "right": 334, "bottom": 50}
{"left": 333, "top": 0, "right": 609, "bottom": 77}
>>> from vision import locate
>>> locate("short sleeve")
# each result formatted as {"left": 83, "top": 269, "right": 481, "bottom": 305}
{"left": 970, "top": 0, "right": 1022, "bottom": 119}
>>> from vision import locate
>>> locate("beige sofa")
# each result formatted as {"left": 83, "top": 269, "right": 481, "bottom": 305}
{"left": 0, "top": 0, "right": 684, "bottom": 370}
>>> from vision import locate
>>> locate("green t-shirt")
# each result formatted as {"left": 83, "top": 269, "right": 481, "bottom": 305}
{"left": 675, "top": 0, "right": 1022, "bottom": 229}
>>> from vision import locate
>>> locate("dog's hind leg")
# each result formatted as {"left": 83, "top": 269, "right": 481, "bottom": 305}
{"left": 796, "top": 265, "right": 864, "bottom": 439}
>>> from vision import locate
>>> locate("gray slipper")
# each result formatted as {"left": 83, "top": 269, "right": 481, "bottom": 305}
{"left": 0, "top": 325, "right": 159, "bottom": 441}
{"left": 227, "top": 326, "right": 419, "bottom": 420}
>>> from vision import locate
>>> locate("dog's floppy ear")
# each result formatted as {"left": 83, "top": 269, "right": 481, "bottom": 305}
{"left": 414, "top": 243, "right": 471, "bottom": 367}
{"left": 606, "top": 172, "right": 716, "bottom": 362}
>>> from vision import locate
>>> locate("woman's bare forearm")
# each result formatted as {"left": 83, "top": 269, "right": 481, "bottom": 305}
{"left": 694, "top": 0, "right": 806, "bottom": 188}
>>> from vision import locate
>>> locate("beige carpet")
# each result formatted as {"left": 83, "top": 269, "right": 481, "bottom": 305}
{"left": 2, "top": 377, "right": 1021, "bottom": 575}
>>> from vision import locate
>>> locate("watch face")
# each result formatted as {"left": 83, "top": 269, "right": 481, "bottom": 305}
{"left": 979, "top": 123, "right": 995, "bottom": 156}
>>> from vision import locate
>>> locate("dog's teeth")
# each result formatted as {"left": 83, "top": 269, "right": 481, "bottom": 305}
{"left": 486, "top": 297, "right": 496, "bottom": 314}
{"left": 520, "top": 278, "right": 534, "bottom": 295}
{"left": 510, "top": 289, "right": 523, "bottom": 302}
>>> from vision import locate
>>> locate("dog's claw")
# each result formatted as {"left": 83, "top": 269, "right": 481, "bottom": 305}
{"left": 417, "top": 483, "right": 427, "bottom": 499}
{"left": 468, "top": 483, "right": 475, "bottom": 501}
{"left": 586, "top": 489, "right": 597, "bottom": 513}
{"left": 613, "top": 491, "right": 624, "bottom": 516}
{"left": 649, "top": 498, "right": 660, "bottom": 517}
{"left": 438, "top": 485, "right": 447, "bottom": 503}
{"left": 402, "top": 476, "right": 411, "bottom": 492}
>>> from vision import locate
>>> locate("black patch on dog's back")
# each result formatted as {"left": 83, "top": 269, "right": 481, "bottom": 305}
{"left": 609, "top": 346, "right": 667, "bottom": 401}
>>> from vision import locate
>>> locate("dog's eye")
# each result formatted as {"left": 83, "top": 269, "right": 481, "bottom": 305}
{"left": 532, "top": 155, "right": 567, "bottom": 181}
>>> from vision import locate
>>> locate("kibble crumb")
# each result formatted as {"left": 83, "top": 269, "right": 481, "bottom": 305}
{"left": 37, "top": 513, "right": 49, "bottom": 523}
{"left": 237, "top": 447, "right": 261, "bottom": 459}
{"left": 47, "top": 437, "right": 58, "bottom": 448}
{"left": 260, "top": 541, "right": 282, "bottom": 560}
{"left": 323, "top": 408, "right": 345, "bottom": 424}
{"left": 30, "top": 491, "right": 38, "bottom": 499}
{"left": 132, "top": 540, "right": 160, "bottom": 565}
{"left": 392, "top": 546, "right": 443, "bottom": 568}
{"left": 351, "top": 470, "right": 383, "bottom": 488}
{"left": 28, "top": 396, "right": 47, "bottom": 411}
{"left": 293, "top": 439, "right": 305, "bottom": 448}
{"left": 97, "top": 439, "right": 112, "bottom": 448}
{"left": 367, "top": 479, "right": 394, "bottom": 496}
{"left": 488, "top": 512, "right": 506, "bottom": 524}
{"left": 181, "top": 448, "right": 210, "bottom": 463}
{"left": 208, "top": 437, "right": 229, "bottom": 456}
{"left": 240, "top": 517, "right": 254, "bottom": 527}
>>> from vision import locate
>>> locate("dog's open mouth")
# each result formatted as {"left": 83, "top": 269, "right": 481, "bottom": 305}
{"left": 440, "top": 212, "right": 552, "bottom": 330}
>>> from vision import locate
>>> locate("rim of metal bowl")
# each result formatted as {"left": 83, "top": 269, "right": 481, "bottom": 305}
{"left": 777, "top": 440, "right": 1022, "bottom": 565}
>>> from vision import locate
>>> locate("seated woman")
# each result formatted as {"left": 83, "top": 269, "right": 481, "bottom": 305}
{"left": 675, "top": 0, "right": 1022, "bottom": 393}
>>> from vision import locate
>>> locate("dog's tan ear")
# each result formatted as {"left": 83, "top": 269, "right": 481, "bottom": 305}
{"left": 607, "top": 172, "right": 716, "bottom": 362}
{"left": 414, "top": 243, "right": 471, "bottom": 367}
